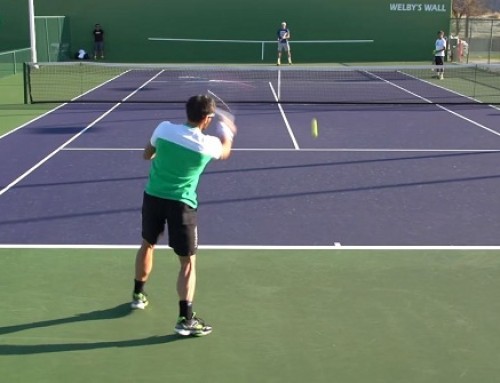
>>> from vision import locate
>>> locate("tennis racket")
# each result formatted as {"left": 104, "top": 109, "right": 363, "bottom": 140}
{"left": 207, "top": 89, "right": 237, "bottom": 141}
{"left": 207, "top": 89, "right": 235, "bottom": 122}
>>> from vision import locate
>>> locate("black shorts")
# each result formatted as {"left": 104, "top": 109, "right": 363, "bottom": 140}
{"left": 434, "top": 56, "right": 444, "bottom": 66}
{"left": 94, "top": 41, "right": 104, "bottom": 51}
{"left": 141, "top": 192, "right": 198, "bottom": 256}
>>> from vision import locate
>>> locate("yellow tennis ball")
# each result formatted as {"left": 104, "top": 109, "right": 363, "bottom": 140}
{"left": 311, "top": 118, "right": 318, "bottom": 138}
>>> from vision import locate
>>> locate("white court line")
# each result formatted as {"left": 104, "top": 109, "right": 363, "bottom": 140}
{"left": 232, "top": 148, "right": 500, "bottom": 152}
{"left": 366, "top": 71, "right": 500, "bottom": 137}
{"left": 0, "top": 70, "right": 130, "bottom": 141}
{"left": 148, "top": 37, "right": 374, "bottom": 44}
{"left": 0, "top": 105, "right": 67, "bottom": 140}
{"left": 0, "top": 70, "right": 165, "bottom": 197}
{"left": 434, "top": 106, "right": 500, "bottom": 137}
{"left": 61, "top": 147, "right": 500, "bottom": 153}
{"left": 1, "top": 244, "right": 500, "bottom": 251}
{"left": 268, "top": 80, "right": 300, "bottom": 150}
{"left": 401, "top": 70, "right": 500, "bottom": 112}
{"left": 62, "top": 147, "right": 143, "bottom": 151}
{"left": 151, "top": 79, "right": 257, "bottom": 89}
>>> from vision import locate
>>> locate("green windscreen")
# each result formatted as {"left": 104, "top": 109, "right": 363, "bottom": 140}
{"left": 27, "top": 0, "right": 451, "bottom": 63}
{"left": 34, "top": 16, "right": 71, "bottom": 62}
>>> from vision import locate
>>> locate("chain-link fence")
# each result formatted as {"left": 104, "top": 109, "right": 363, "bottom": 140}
{"left": 450, "top": 17, "right": 500, "bottom": 64}
{"left": 0, "top": 48, "right": 31, "bottom": 78}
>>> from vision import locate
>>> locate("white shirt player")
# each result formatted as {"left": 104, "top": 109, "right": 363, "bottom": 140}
{"left": 435, "top": 36, "right": 446, "bottom": 57}
{"left": 277, "top": 21, "right": 292, "bottom": 65}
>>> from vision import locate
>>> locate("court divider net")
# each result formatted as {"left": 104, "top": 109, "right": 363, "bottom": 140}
{"left": 23, "top": 61, "right": 500, "bottom": 105}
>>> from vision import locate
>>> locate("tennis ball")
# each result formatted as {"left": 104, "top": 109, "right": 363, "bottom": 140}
{"left": 311, "top": 118, "right": 318, "bottom": 138}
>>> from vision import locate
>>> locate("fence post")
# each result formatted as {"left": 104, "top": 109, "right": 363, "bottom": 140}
{"left": 488, "top": 19, "right": 494, "bottom": 64}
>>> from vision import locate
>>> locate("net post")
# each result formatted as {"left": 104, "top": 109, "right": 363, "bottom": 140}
{"left": 261, "top": 42, "right": 265, "bottom": 61}
{"left": 45, "top": 18, "right": 50, "bottom": 62}
{"left": 473, "top": 64, "right": 478, "bottom": 99}
{"left": 488, "top": 20, "right": 494, "bottom": 65}
{"left": 23, "top": 62, "right": 30, "bottom": 104}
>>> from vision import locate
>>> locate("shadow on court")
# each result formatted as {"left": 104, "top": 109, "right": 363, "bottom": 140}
{"left": 26, "top": 126, "right": 104, "bottom": 135}
{"left": 0, "top": 303, "right": 187, "bottom": 355}
{"left": 203, "top": 151, "right": 500, "bottom": 176}
{"left": 0, "top": 335, "right": 183, "bottom": 355}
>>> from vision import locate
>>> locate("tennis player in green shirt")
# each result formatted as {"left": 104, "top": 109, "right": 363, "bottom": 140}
{"left": 131, "top": 95, "right": 236, "bottom": 337}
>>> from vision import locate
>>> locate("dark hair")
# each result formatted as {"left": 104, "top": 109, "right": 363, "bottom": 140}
{"left": 186, "top": 95, "right": 216, "bottom": 122}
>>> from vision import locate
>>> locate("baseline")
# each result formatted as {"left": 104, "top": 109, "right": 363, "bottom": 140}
{"left": 1, "top": 244, "right": 500, "bottom": 251}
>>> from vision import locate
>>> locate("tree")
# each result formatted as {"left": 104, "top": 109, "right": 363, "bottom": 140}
{"left": 452, "top": 0, "right": 488, "bottom": 37}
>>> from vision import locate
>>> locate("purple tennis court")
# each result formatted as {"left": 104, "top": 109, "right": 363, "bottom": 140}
{"left": 2, "top": 65, "right": 500, "bottom": 246}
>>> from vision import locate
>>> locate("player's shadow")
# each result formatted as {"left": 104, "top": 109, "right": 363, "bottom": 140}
{"left": 27, "top": 126, "right": 104, "bottom": 135}
{"left": 0, "top": 303, "right": 133, "bottom": 336}
{"left": 0, "top": 334, "right": 182, "bottom": 355}
{"left": 0, "top": 303, "right": 185, "bottom": 354}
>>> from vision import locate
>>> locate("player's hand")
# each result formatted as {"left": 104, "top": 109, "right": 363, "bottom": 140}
{"left": 214, "top": 113, "right": 237, "bottom": 142}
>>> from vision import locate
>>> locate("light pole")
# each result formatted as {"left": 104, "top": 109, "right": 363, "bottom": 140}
{"left": 28, "top": 0, "right": 38, "bottom": 63}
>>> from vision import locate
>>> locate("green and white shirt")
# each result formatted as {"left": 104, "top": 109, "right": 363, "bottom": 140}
{"left": 145, "top": 121, "right": 223, "bottom": 208}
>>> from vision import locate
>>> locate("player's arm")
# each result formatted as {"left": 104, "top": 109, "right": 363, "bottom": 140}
{"left": 143, "top": 141, "right": 156, "bottom": 160}
{"left": 219, "top": 136, "right": 233, "bottom": 160}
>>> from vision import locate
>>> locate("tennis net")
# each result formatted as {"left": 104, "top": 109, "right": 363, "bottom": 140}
{"left": 23, "top": 62, "right": 500, "bottom": 105}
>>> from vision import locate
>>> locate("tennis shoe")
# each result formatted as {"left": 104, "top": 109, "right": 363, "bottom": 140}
{"left": 174, "top": 314, "right": 212, "bottom": 336}
{"left": 131, "top": 292, "right": 149, "bottom": 309}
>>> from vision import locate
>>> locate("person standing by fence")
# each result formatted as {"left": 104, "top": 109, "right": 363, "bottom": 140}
{"left": 93, "top": 23, "right": 105, "bottom": 59}
{"left": 433, "top": 30, "right": 446, "bottom": 79}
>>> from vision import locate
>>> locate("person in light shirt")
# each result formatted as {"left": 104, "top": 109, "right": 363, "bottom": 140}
{"left": 277, "top": 21, "right": 292, "bottom": 66}
{"left": 434, "top": 30, "right": 447, "bottom": 80}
